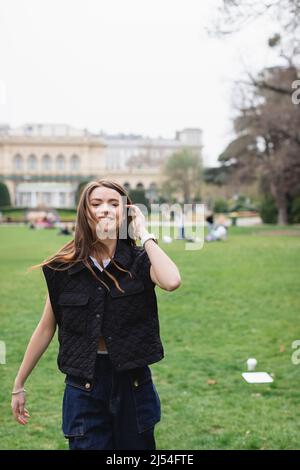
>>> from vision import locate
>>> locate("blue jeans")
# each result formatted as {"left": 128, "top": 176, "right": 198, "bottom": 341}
{"left": 62, "top": 353, "right": 161, "bottom": 450}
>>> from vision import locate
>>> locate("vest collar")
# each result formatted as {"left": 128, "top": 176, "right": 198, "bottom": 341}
{"left": 67, "top": 238, "right": 134, "bottom": 275}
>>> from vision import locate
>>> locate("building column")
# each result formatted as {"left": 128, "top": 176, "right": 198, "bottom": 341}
{"left": 69, "top": 191, "right": 75, "bottom": 208}
{"left": 53, "top": 191, "right": 59, "bottom": 208}
{"left": 32, "top": 192, "right": 37, "bottom": 208}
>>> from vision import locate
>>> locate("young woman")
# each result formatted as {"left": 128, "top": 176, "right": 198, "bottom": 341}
{"left": 11, "top": 179, "right": 181, "bottom": 450}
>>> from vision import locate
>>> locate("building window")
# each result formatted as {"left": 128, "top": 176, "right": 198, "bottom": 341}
{"left": 42, "top": 154, "right": 52, "bottom": 171}
{"left": 69, "top": 192, "right": 75, "bottom": 207}
{"left": 124, "top": 182, "right": 131, "bottom": 191}
{"left": 136, "top": 182, "right": 144, "bottom": 190}
{"left": 28, "top": 154, "right": 37, "bottom": 171}
{"left": 56, "top": 154, "right": 65, "bottom": 172}
{"left": 19, "top": 192, "right": 31, "bottom": 206}
{"left": 14, "top": 154, "right": 23, "bottom": 172}
{"left": 42, "top": 192, "right": 52, "bottom": 206}
{"left": 70, "top": 154, "right": 80, "bottom": 172}
{"left": 59, "top": 192, "right": 66, "bottom": 206}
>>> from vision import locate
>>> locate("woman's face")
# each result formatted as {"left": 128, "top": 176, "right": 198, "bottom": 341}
{"left": 88, "top": 186, "right": 124, "bottom": 239}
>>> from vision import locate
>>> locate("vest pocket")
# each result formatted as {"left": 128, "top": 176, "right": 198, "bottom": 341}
{"left": 109, "top": 278, "right": 147, "bottom": 326}
{"left": 109, "top": 278, "right": 145, "bottom": 297}
{"left": 58, "top": 292, "right": 89, "bottom": 336}
{"left": 129, "top": 366, "right": 161, "bottom": 434}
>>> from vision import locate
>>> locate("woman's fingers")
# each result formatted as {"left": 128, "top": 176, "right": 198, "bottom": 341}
{"left": 14, "top": 406, "right": 26, "bottom": 425}
{"left": 18, "top": 399, "right": 25, "bottom": 416}
{"left": 126, "top": 204, "right": 137, "bottom": 213}
{"left": 17, "top": 415, "right": 27, "bottom": 425}
{"left": 125, "top": 204, "right": 144, "bottom": 220}
{"left": 12, "top": 402, "right": 20, "bottom": 422}
{"left": 17, "top": 408, "right": 30, "bottom": 425}
{"left": 11, "top": 399, "right": 31, "bottom": 425}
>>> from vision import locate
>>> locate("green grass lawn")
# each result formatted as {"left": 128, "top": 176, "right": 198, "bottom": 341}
{"left": 0, "top": 224, "right": 300, "bottom": 450}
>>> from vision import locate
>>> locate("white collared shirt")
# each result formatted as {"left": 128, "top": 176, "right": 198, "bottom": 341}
{"left": 89, "top": 255, "right": 111, "bottom": 271}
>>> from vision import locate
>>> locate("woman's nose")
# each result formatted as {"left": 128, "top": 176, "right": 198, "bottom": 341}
{"left": 96, "top": 204, "right": 113, "bottom": 217}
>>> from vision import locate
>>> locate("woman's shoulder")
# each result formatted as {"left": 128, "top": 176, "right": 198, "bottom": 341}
{"left": 118, "top": 240, "right": 146, "bottom": 263}
{"left": 42, "top": 259, "right": 65, "bottom": 269}
{"left": 41, "top": 260, "right": 72, "bottom": 276}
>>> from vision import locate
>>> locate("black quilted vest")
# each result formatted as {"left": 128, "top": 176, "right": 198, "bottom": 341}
{"left": 42, "top": 239, "right": 164, "bottom": 381}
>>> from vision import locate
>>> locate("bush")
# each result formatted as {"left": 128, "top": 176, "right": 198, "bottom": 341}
{"left": 213, "top": 198, "right": 229, "bottom": 213}
{"left": 0, "top": 182, "right": 11, "bottom": 206}
{"left": 229, "top": 195, "right": 257, "bottom": 212}
{"left": 75, "top": 181, "right": 90, "bottom": 205}
{"left": 56, "top": 209, "right": 77, "bottom": 222}
{"left": 258, "top": 197, "right": 278, "bottom": 224}
{"left": 290, "top": 196, "right": 300, "bottom": 224}
{"left": 0, "top": 206, "right": 26, "bottom": 212}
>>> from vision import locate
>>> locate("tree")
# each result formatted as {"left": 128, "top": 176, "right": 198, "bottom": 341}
{"left": 163, "top": 149, "right": 202, "bottom": 203}
{"left": 208, "top": 0, "right": 300, "bottom": 224}
{"left": 203, "top": 165, "right": 232, "bottom": 186}
{"left": 128, "top": 189, "right": 150, "bottom": 211}
{"left": 220, "top": 65, "right": 300, "bottom": 224}
{"left": 0, "top": 182, "right": 11, "bottom": 207}
{"left": 211, "top": 0, "right": 300, "bottom": 67}
{"left": 75, "top": 181, "right": 90, "bottom": 206}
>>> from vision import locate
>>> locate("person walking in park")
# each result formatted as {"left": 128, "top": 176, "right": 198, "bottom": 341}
{"left": 11, "top": 179, "right": 181, "bottom": 450}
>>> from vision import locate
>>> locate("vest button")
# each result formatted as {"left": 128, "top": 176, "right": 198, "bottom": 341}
{"left": 96, "top": 314, "right": 100, "bottom": 318}
{"left": 85, "top": 382, "right": 91, "bottom": 389}
{"left": 98, "top": 286, "right": 102, "bottom": 291}
{"left": 134, "top": 379, "right": 139, "bottom": 387}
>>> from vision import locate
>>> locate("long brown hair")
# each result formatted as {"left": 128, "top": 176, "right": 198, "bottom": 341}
{"left": 30, "top": 179, "right": 136, "bottom": 292}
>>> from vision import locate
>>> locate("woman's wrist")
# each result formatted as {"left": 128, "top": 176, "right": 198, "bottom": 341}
{"left": 137, "top": 227, "right": 149, "bottom": 240}
{"left": 14, "top": 378, "right": 25, "bottom": 389}
{"left": 139, "top": 230, "right": 158, "bottom": 247}
{"left": 11, "top": 387, "right": 26, "bottom": 395}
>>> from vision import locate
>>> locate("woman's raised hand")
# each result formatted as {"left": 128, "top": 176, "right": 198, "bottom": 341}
{"left": 125, "top": 204, "right": 147, "bottom": 239}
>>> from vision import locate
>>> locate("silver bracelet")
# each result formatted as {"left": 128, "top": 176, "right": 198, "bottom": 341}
{"left": 11, "top": 388, "right": 26, "bottom": 395}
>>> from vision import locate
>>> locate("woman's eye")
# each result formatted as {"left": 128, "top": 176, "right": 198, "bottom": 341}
{"left": 91, "top": 203, "right": 118, "bottom": 208}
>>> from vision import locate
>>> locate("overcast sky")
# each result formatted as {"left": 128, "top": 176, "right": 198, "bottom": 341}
{"left": 0, "top": 0, "right": 280, "bottom": 166}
